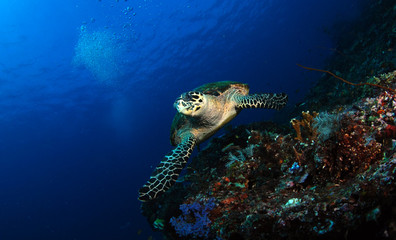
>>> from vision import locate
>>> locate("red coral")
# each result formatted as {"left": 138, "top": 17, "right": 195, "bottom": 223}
{"left": 319, "top": 119, "right": 383, "bottom": 182}
{"left": 378, "top": 124, "right": 396, "bottom": 139}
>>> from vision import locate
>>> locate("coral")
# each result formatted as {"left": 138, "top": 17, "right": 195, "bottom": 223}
{"left": 317, "top": 118, "right": 383, "bottom": 182}
{"left": 312, "top": 111, "right": 341, "bottom": 142}
{"left": 297, "top": 64, "right": 396, "bottom": 94}
{"left": 141, "top": 87, "right": 396, "bottom": 240}
{"left": 380, "top": 124, "right": 396, "bottom": 139}
{"left": 140, "top": 2, "right": 396, "bottom": 239}
{"left": 302, "top": 0, "right": 396, "bottom": 112}
{"left": 290, "top": 111, "right": 319, "bottom": 142}
{"left": 169, "top": 198, "right": 216, "bottom": 238}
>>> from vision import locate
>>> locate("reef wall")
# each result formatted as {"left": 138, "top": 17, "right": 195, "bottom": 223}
{"left": 140, "top": 1, "right": 396, "bottom": 239}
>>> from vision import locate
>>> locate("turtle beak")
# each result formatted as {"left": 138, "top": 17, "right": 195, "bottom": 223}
{"left": 174, "top": 95, "right": 190, "bottom": 113}
{"left": 173, "top": 92, "right": 204, "bottom": 116}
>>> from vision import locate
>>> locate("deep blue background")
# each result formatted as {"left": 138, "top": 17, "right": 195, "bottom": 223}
{"left": 0, "top": 0, "right": 368, "bottom": 239}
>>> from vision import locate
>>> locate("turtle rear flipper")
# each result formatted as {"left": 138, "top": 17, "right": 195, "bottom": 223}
{"left": 235, "top": 93, "right": 288, "bottom": 110}
{"left": 138, "top": 135, "right": 196, "bottom": 202}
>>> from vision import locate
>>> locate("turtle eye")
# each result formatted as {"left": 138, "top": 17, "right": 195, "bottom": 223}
{"left": 184, "top": 92, "right": 196, "bottom": 101}
{"left": 188, "top": 92, "right": 204, "bottom": 102}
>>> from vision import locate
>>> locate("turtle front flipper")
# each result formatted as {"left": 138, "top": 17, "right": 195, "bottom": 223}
{"left": 138, "top": 134, "right": 196, "bottom": 202}
{"left": 235, "top": 93, "right": 288, "bottom": 110}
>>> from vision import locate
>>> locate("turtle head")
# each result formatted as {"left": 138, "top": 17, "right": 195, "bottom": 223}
{"left": 174, "top": 91, "right": 206, "bottom": 117}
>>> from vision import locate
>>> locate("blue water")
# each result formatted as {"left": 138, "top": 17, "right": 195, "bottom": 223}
{"left": 0, "top": 0, "right": 368, "bottom": 239}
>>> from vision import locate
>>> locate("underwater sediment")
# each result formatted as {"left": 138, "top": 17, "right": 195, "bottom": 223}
{"left": 141, "top": 0, "right": 396, "bottom": 239}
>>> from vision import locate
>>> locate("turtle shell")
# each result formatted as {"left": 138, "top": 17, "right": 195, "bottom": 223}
{"left": 170, "top": 81, "right": 249, "bottom": 146}
{"left": 193, "top": 81, "right": 249, "bottom": 96}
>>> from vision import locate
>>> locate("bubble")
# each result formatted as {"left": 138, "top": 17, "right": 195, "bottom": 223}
{"left": 73, "top": 28, "right": 124, "bottom": 84}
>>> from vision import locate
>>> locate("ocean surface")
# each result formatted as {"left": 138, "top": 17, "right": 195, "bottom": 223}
{"left": 0, "top": 0, "right": 370, "bottom": 239}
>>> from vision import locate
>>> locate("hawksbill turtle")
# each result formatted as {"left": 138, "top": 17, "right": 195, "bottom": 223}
{"left": 138, "top": 81, "right": 288, "bottom": 201}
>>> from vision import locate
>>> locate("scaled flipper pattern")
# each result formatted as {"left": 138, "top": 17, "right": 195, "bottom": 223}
{"left": 235, "top": 93, "right": 288, "bottom": 110}
{"left": 138, "top": 135, "right": 196, "bottom": 201}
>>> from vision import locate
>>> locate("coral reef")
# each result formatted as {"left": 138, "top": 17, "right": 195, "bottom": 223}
{"left": 140, "top": 1, "right": 396, "bottom": 239}
{"left": 302, "top": 0, "right": 396, "bottom": 112}
{"left": 141, "top": 87, "right": 396, "bottom": 240}
{"left": 170, "top": 198, "right": 216, "bottom": 238}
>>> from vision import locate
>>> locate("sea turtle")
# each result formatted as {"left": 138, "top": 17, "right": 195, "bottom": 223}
{"left": 138, "top": 81, "right": 287, "bottom": 201}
